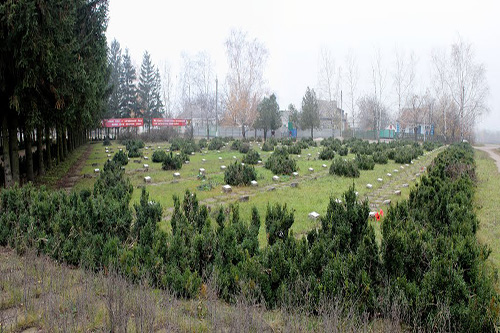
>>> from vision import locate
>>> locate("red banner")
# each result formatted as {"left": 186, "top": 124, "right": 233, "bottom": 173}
{"left": 152, "top": 118, "right": 189, "bottom": 127}
{"left": 102, "top": 118, "right": 143, "bottom": 128}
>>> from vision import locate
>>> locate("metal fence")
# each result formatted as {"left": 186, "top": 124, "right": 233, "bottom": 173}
{"left": 192, "top": 126, "right": 341, "bottom": 139}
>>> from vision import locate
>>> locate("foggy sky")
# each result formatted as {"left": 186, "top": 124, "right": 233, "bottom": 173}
{"left": 106, "top": 0, "right": 500, "bottom": 130}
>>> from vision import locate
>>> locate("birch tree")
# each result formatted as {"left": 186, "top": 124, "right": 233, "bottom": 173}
{"left": 345, "top": 51, "right": 359, "bottom": 136}
{"left": 224, "top": 29, "right": 268, "bottom": 138}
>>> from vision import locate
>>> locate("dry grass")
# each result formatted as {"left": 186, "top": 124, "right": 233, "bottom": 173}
{"left": 0, "top": 247, "right": 409, "bottom": 332}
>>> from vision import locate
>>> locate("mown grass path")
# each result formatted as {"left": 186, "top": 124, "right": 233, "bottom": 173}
{"left": 475, "top": 148, "right": 500, "bottom": 274}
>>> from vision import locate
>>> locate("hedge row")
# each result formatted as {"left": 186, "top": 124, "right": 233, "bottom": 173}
{"left": 0, "top": 143, "right": 497, "bottom": 331}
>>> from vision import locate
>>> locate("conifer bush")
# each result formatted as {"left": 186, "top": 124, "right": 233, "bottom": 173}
{"left": 242, "top": 150, "right": 261, "bottom": 165}
{"left": 208, "top": 137, "right": 224, "bottom": 150}
{"left": 239, "top": 142, "right": 250, "bottom": 154}
{"left": 264, "top": 147, "right": 297, "bottom": 175}
{"left": 286, "top": 144, "right": 301, "bottom": 155}
{"left": 112, "top": 150, "right": 128, "bottom": 166}
{"left": 152, "top": 150, "right": 167, "bottom": 163}
{"left": 355, "top": 154, "right": 375, "bottom": 170}
{"left": 319, "top": 147, "right": 336, "bottom": 160}
{"left": 224, "top": 162, "right": 257, "bottom": 186}
{"left": 161, "top": 152, "right": 186, "bottom": 170}
{"left": 261, "top": 141, "right": 274, "bottom": 152}
{"left": 329, "top": 156, "right": 360, "bottom": 177}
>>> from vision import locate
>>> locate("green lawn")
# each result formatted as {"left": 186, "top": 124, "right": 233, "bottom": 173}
{"left": 475, "top": 149, "right": 500, "bottom": 271}
{"left": 73, "top": 141, "right": 442, "bottom": 246}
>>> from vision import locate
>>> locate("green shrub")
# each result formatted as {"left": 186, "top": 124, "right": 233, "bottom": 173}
{"left": 286, "top": 144, "right": 301, "bottom": 155}
{"left": 242, "top": 150, "right": 260, "bottom": 165}
{"left": 198, "top": 138, "right": 208, "bottom": 149}
{"left": 355, "top": 154, "right": 375, "bottom": 170}
{"left": 112, "top": 150, "right": 128, "bottom": 166}
{"left": 319, "top": 147, "right": 336, "bottom": 160}
{"left": 231, "top": 140, "right": 242, "bottom": 151}
{"left": 373, "top": 151, "right": 388, "bottom": 164}
{"left": 124, "top": 139, "right": 144, "bottom": 151}
{"left": 162, "top": 152, "right": 185, "bottom": 170}
{"left": 265, "top": 203, "right": 294, "bottom": 246}
{"left": 264, "top": 148, "right": 297, "bottom": 175}
{"left": 338, "top": 145, "right": 348, "bottom": 156}
{"left": 152, "top": 150, "right": 167, "bottom": 163}
{"left": 261, "top": 141, "right": 274, "bottom": 152}
{"left": 208, "top": 137, "right": 224, "bottom": 150}
{"left": 329, "top": 157, "right": 360, "bottom": 177}
{"left": 224, "top": 162, "right": 257, "bottom": 186}
{"left": 103, "top": 137, "right": 111, "bottom": 146}
{"left": 239, "top": 143, "right": 250, "bottom": 154}
{"left": 127, "top": 147, "right": 142, "bottom": 158}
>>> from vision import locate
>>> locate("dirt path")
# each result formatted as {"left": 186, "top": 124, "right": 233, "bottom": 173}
{"left": 474, "top": 145, "right": 500, "bottom": 172}
{"left": 55, "top": 144, "right": 94, "bottom": 192}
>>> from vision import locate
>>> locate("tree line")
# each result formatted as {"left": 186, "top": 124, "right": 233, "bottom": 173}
{"left": 0, "top": 0, "right": 110, "bottom": 186}
{"left": 110, "top": 29, "right": 488, "bottom": 143}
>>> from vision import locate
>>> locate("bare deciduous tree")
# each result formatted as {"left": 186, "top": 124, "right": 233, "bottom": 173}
{"left": 160, "top": 60, "right": 174, "bottom": 118}
{"left": 448, "top": 36, "right": 489, "bottom": 140}
{"left": 344, "top": 50, "right": 359, "bottom": 136}
{"left": 357, "top": 95, "right": 389, "bottom": 139}
{"left": 192, "top": 51, "right": 215, "bottom": 139}
{"left": 431, "top": 37, "right": 489, "bottom": 141}
{"left": 224, "top": 29, "right": 268, "bottom": 138}
{"left": 317, "top": 47, "right": 343, "bottom": 133}
{"left": 371, "top": 48, "right": 387, "bottom": 140}
{"left": 393, "top": 47, "right": 416, "bottom": 121}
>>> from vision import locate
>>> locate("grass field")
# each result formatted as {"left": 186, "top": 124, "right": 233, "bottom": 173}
{"left": 73, "top": 140, "right": 443, "bottom": 245}
{"left": 475, "top": 149, "right": 500, "bottom": 272}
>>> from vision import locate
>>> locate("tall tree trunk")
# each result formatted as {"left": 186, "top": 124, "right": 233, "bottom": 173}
{"left": 45, "top": 126, "right": 52, "bottom": 169}
{"left": 25, "top": 130, "right": 34, "bottom": 182}
{"left": 62, "top": 127, "right": 68, "bottom": 159}
{"left": 2, "top": 114, "right": 13, "bottom": 187}
{"left": 9, "top": 113, "right": 20, "bottom": 184}
{"left": 263, "top": 129, "right": 267, "bottom": 142}
{"left": 310, "top": 127, "right": 313, "bottom": 139}
{"left": 37, "top": 125, "right": 45, "bottom": 176}
{"left": 56, "top": 125, "right": 61, "bottom": 164}
{"left": 241, "top": 125, "right": 245, "bottom": 138}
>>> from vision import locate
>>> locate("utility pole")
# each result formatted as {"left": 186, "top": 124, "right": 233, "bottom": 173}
{"left": 215, "top": 76, "right": 218, "bottom": 137}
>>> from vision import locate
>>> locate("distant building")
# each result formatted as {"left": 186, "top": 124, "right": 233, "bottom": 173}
{"left": 318, "top": 99, "right": 347, "bottom": 131}
{"left": 396, "top": 108, "right": 434, "bottom": 137}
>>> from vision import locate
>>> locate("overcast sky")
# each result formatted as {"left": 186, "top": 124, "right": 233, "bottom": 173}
{"left": 106, "top": 0, "right": 499, "bottom": 130}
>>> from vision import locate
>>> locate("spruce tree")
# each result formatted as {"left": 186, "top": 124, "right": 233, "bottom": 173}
{"left": 120, "top": 49, "right": 138, "bottom": 118}
{"left": 138, "top": 51, "right": 155, "bottom": 131}
{"left": 107, "top": 39, "right": 123, "bottom": 118}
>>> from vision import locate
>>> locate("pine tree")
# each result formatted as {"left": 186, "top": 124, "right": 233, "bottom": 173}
{"left": 300, "top": 87, "right": 320, "bottom": 139}
{"left": 254, "top": 94, "right": 281, "bottom": 141}
{"left": 107, "top": 39, "right": 123, "bottom": 118}
{"left": 138, "top": 51, "right": 157, "bottom": 132}
{"left": 152, "top": 67, "right": 164, "bottom": 118}
{"left": 120, "top": 49, "right": 138, "bottom": 118}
